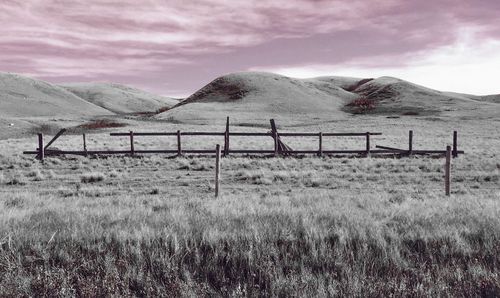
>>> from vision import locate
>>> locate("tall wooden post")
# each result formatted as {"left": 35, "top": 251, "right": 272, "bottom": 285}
{"left": 318, "top": 132, "right": 323, "bottom": 157}
{"left": 445, "top": 145, "right": 451, "bottom": 196}
{"left": 273, "top": 130, "right": 279, "bottom": 156}
{"left": 408, "top": 130, "right": 413, "bottom": 156}
{"left": 215, "top": 144, "right": 221, "bottom": 197}
{"left": 224, "top": 117, "right": 230, "bottom": 157}
{"left": 177, "top": 130, "right": 182, "bottom": 156}
{"left": 452, "top": 131, "right": 458, "bottom": 158}
{"left": 37, "top": 133, "right": 44, "bottom": 161}
{"left": 270, "top": 119, "right": 280, "bottom": 156}
{"left": 129, "top": 131, "right": 135, "bottom": 155}
{"left": 83, "top": 133, "right": 88, "bottom": 157}
{"left": 365, "top": 132, "right": 371, "bottom": 157}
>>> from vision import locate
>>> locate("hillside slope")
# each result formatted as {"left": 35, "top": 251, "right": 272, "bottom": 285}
{"left": 345, "top": 76, "right": 489, "bottom": 115}
{"left": 158, "top": 72, "right": 499, "bottom": 124}
{"left": 0, "top": 73, "right": 113, "bottom": 118}
{"left": 158, "top": 72, "right": 363, "bottom": 123}
{"left": 61, "top": 83, "right": 179, "bottom": 114}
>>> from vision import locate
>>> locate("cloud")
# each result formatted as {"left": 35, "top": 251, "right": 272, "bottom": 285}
{"left": 254, "top": 29, "right": 500, "bottom": 95}
{"left": 0, "top": 0, "right": 499, "bottom": 95}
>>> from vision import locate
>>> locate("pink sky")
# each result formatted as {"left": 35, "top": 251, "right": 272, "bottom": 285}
{"left": 1, "top": 0, "right": 499, "bottom": 97}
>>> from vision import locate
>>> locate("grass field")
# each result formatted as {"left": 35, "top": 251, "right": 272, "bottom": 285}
{"left": 1, "top": 117, "right": 499, "bottom": 296}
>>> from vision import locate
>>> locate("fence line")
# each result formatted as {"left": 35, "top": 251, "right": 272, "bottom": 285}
{"left": 23, "top": 118, "right": 464, "bottom": 160}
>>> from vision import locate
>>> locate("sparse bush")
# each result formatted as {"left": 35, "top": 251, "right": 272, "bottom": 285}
{"left": 6, "top": 175, "right": 26, "bottom": 186}
{"left": 26, "top": 169, "right": 44, "bottom": 181}
{"left": 346, "top": 97, "right": 376, "bottom": 113}
{"left": 155, "top": 106, "right": 170, "bottom": 114}
{"left": 80, "top": 172, "right": 105, "bottom": 183}
{"left": 4, "top": 196, "right": 25, "bottom": 208}
{"left": 77, "top": 119, "right": 126, "bottom": 130}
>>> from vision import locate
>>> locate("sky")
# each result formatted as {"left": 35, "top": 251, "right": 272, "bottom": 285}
{"left": 1, "top": 0, "right": 499, "bottom": 97}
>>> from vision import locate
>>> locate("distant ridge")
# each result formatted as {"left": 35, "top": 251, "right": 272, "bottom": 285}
{"left": 157, "top": 71, "right": 498, "bottom": 123}
{"left": 0, "top": 72, "right": 112, "bottom": 118}
{"left": 61, "top": 82, "right": 179, "bottom": 114}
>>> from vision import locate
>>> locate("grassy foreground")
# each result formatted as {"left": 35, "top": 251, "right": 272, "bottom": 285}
{"left": 1, "top": 117, "right": 500, "bottom": 296}
{"left": 1, "top": 182, "right": 500, "bottom": 296}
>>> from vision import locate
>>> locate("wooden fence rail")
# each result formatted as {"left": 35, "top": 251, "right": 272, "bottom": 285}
{"left": 23, "top": 118, "right": 464, "bottom": 159}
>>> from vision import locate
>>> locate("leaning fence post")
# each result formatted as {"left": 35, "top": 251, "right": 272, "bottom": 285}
{"left": 452, "top": 131, "right": 458, "bottom": 158}
{"left": 318, "top": 132, "right": 323, "bottom": 157}
{"left": 177, "top": 130, "right": 182, "bottom": 156}
{"left": 83, "top": 133, "right": 88, "bottom": 157}
{"left": 408, "top": 130, "right": 413, "bottom": 156}
{"left": 215, "top": 144, "right": 221, "bottom": 197}
{"left": 129, "top": 131, "right": 135, "bottom": 155}
{"left": 365, "top": 132, "right": 371, "bottom": 157}
{"left": 445, "top": 145, "right": 451, "bottom": 196}
{"left": 37, "top": 133, "right": 44, "bottom": 161}
{"left": 272, "top": 130, "right": 279, "bottom": 156}
{"left": 224, "top": 117, "right": 230, "bottom": 157}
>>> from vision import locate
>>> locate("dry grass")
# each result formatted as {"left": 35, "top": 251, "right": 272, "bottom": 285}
{"left": 0, "top": 118, "right": 499, "bottom": 296}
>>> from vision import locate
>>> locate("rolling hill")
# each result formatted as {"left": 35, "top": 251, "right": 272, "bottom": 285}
{"left": 0, "top": 72, "right": 112, "bottom": 118}
{"left": 157, "top": 72, "right": 361, "bottom": 123}
{"left": 61, "top": 83, "right": 178, "bottom": 114}
{"left": 157, "top": 72, "right": 499, "bottom": 124}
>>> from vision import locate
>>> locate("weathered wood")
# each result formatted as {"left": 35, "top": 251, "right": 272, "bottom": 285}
{"left": 129, "top": 131, "right": 135, "bottom": 155}
{"left": 409, "top": 130, "right": 413, "bottom": 156}
{"left": 318, "top": 132, "right": 323, "bottom": 157}
{"left": 445, "top": 145, "right": 451, "bottom": 196}
{"left": 453, "top": 131, "right": 458, "bottom": 158}
{"left": 224, "top": 117, "right": 230, "bottom": 156}
{"left": 272, "top": 130, "right": 279, "bottom": 156}
{"left": 44, "top": 129, "right": 67, "bottom": 150}
{"left": 322, "top": 132, "right": 382, "bottom": 137}
{"left": 111, "top": 131, "right": 383, "bottom": 137}
{"left": 177, "top": 130, "right": 182, "bottom": 156}
{"left": 110, "top": 131, "right": 225, "bottom": 136}
{"left": 37, "top": 134, "right": 44, "bottom": 161}
{"left": 375, "top": 145, "right": 407, "bottom": 151}
{"left": 215, "top": 144, "right": 221, "bottom": 197}
{"left": 366, "top": 132, "right": 371, "bottom": 156}
{"left": 83, "top": 134, "right": 88, "bottom": 156}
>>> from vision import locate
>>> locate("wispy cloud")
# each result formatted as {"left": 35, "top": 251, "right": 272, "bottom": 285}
{"left": 0, "top": 0, "right": 499, "bottom": 95}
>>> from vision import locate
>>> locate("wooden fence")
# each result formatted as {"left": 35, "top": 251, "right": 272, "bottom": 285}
{"left": 23, "top": 118, "right": 464, "bottom": 160}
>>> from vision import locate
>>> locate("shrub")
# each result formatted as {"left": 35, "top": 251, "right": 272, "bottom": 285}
{"left": 77, "top": 119, "right": 126, "bottom": 130}
{"left": 80, "top": 172, "right": 105, "bottom": 183}
{"left": 346, "top": 97, "right": 376, "bottom": 113}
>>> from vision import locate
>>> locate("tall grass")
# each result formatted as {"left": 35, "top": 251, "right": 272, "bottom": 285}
{"left": 0, "top": 189, "right": 499, "bottom": 296}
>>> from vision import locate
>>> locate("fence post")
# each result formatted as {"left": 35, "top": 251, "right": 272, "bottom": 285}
{"left": 129, "top": 131, "right": 135, "bottom": 155}
{"left": 37, "top": 133, "right": 44, "bottom": 161}
{"left": 83, "top": 133, "right": 88, "bottom": 157}
{"left": 177, "top": 130, "right": 182, "bottom": 156}
{"left": 215, "top": 144, "right": 221, "bottom": 197}
{"left": 408, "top": 130, "right": 413, "bottom": 156}
{"left": 273, "top": 130, "right": 279, "bottom": 156}
{"left": 365, "top": 132, "right": 370, "bottom": 157}
{"left": 452, "top": 131, "right": 458, "bottom": 158}
{"left": 224, "top": 117, "right": 230, "bottom": 157}
{"left": 445, "top": 145, "right": 451, "bottom": 196}
{"left": 318, "top": 132, "right": 323, "bottom": 157}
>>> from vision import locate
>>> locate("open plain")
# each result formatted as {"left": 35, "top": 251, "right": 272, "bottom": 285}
{"left": 1, "top": 113, "right": 499, "bottom": 296}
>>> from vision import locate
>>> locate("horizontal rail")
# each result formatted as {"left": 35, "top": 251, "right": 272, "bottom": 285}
{"left": 375, "top": 145, "right": 407, "bottom": 151}
{"left": 110, "top": 132, "right": 225, "bottom": 136}
{"left": 24, "top": 148, "right": 463, "bottom": 157}
{"left": 110, "top": 131, "right": 383, "bottom": 137}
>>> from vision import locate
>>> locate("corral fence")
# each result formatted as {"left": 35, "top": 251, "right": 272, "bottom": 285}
{"left": 23, "top": 117, "right": 463, "bottom": 197}
{"left": 24, "top": 117, "right": 463, "bottom": 159}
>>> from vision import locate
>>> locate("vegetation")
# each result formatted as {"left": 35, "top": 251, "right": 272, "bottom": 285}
{"left": 0, "top": 119, "right": 499, "bottom": 296}
{"left": 346, "top": 97, "right": 376, "bottom": 114}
